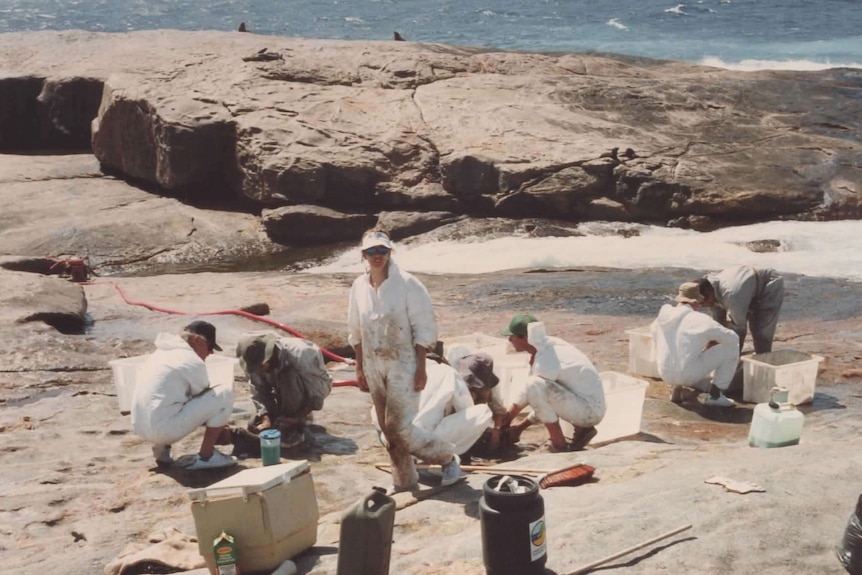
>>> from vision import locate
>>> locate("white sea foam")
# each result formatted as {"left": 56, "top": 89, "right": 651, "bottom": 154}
{"left": 701, "top": 56, "right": 862, "bottom": 71}
{"left": 607, "top": 18, "right": 628, "bottom": 31}
{"left": 303, "top": 220, "right": 862, "bottom": 282}
{"left": 665, "top": 4, "right": 687, "bottom": 15}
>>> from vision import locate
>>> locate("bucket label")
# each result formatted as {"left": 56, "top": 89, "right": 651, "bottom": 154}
{"left": 529, "top": 516, "right": 547, "bottom": 561}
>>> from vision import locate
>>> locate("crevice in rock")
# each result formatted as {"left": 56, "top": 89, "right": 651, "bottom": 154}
{"left": 95, "top": 247, "right": 174, "bottom": 268}
{"left": 0, "top": 367, "right": 108, "bottom": 373}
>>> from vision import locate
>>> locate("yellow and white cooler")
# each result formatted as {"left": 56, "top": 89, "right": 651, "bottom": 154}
{"left": 188, "top": 460, "right": 319, "bottom": 574}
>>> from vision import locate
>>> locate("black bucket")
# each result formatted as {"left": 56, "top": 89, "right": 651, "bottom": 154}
{"left": 838, "top": 494, "right": 862, "bottom": 574}
{"left": 479, "top": 474, "right": 547, "bottom": 575}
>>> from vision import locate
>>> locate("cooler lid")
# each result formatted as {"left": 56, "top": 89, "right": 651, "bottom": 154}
{"left": 187, "top": 460, "right": 309, "bottom": 502}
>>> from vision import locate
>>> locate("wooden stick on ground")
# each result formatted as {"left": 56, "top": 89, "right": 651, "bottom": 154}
{"left": 564, "top": 524, "right": 693, "bottom": 575}
{"left": 373, "top": 462, "right": 552, "bottom": 475}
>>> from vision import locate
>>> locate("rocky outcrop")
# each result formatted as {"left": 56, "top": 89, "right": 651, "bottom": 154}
{"left": 0, "top": 30, "right": 859, "bottom": 246}
{"left": 0, "top": 264, "right": 88, "bottom": 333}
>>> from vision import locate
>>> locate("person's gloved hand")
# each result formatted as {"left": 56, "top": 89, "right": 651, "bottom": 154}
{"left": 251, "top": 414, "right": 272, "bottom": 433}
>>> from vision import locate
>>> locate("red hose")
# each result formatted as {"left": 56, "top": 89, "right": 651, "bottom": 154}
{"left": 85, "top": 280, "right": 354, "bottom": 367}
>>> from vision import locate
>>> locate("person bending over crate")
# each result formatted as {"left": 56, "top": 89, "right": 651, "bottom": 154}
{"left": 650, "top": 282, "right": 740, "bottom": 408}
{"left": 499, "top": 314, "right": 606, "bottom": 452}
{"left": 236, "top": 331, "right": 333, "bottom": 449}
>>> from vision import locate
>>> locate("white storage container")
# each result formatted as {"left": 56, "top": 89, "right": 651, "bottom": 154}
{"left": 561, "top": 371, "right": 649, "bottom": 444}
{"left": 188, "top": 460, "right": 319, "bottom": 574}
{"left": 741, "top": 350, "right": 823, "bottom": 405}
{"left": 625, "top": 326, "right": 659, "bottom": 379}
{"left": 108, "top": 355, "right": 151, "bottom": 415}
{"left": 108, "top": 353, "right": 237, "bottom": 414}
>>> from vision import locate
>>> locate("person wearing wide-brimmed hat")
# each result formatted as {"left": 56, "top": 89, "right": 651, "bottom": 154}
{"left": 499, "top": 314, "right": 607, "bottom": 453}
{"left": 698, "top": 265, "right": 784, "bottom": 354}
{"left": 236, "top": 330, "right": 332, "bottom": 448}
{"left": 131, "top": 320, "right": 237, "bottom": 470}
{"left": 371, "top": 349, "right": 497, "bottom": 456}
{"left": 348, "top": 228, "right": 462, "bottom": 493}
{"left": 650, "top": 282, "right": 740, "bottom": 407}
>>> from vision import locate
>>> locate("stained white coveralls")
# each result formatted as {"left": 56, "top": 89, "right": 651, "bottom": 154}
{"left": 348, "top": 260, "right": 455, "bottom": 488}
{"left": 513, "top": 322, "right": 606, "bottom": 428}
{"left": 372, "top": 360, "right": 493, "bottom": 455}
{"left": 650, "top": 303, "right": 740, "bottom": 391}
{"left": 131, "top": 333, "right": 233, "bottom": 446}
{"left": 705, "top": 266, "right": 784, "bottom": 353}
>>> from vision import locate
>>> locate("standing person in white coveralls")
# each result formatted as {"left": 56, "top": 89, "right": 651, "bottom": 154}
{"left": 348, "top": 229, "right": 462, "bottom": 493}
{"left": 371, "top": 352, "right": 495, "bottom": 456}
{"left": 499, "top": 314, "right": 606, "bottom": 452}
{"left": 131, "top": 321, "right": 237, "bottom": 470}
{"left": 651, "top": 282, "right": 740, "bottom": 407}
{"left": 698, "top": 265, "right": 784, "bottom": 353}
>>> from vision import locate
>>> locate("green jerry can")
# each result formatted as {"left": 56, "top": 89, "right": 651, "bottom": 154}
{"left": 336, "top": 487, "right": 396, "bottom": 575}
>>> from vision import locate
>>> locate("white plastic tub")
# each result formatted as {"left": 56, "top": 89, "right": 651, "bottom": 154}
{"left": 625, "top": 326, "right": 659, "bottom": 379}
{"left": 741, "top": 350, "right": 824, "bottom": 405}
{"left": 108, "top": 355, "right": 151, "bottom": 415}
{"left": 561, "top": 371, "right": 649, "bottom": 444}
{"left": 109, "top": 353, "right": 238, "bottom": 414}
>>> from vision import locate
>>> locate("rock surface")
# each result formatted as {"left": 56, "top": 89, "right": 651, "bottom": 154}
{"left": 0, "top": 30, "right": 860, "bottom": 247}
{"left": 1, "top": 264, "right": 861, "bottom": 575}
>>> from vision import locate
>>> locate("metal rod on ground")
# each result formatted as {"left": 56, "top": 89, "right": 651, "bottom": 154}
{"left": 564, "top": 524, "right": 693, "bottom": 575}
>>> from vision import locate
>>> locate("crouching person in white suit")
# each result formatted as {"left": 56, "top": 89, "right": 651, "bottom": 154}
{"left": 500, "top": 314, "right": 606, "bottom": 452}
{"left": 131, "top": 321, "right": 236, "bottom": 470}
{"left": 650, "top": 282, "right": 740, "bottom": 408}
{"left": 371, "top": 345, "right": 500, "bottom": 455}
{"left": 372, "top": 352, "right": 495, "bottom": 456}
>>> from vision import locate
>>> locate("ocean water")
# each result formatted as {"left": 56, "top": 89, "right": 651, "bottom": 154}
{"left": 0, "top": 0, "right": 860, "bottom": 71}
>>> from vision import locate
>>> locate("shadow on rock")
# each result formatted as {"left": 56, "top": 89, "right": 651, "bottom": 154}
{"left": 800, "top": 392, "right": 846, "bottom": 414}
{"left": 153, "top": 462, "right": 249, "bottom": 488}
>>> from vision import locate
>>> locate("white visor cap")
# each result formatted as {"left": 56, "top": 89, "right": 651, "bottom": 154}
{"left": 361, "top": 231, "right": 393, "bottom": 251}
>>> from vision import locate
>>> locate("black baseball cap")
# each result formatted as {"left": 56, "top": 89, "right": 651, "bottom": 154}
{"left": 184, "top": 320, "right": 223, "bottom": 352}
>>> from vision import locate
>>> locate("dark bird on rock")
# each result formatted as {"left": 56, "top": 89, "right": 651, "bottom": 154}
{"left": 599, "top": 147, "right": 619, "bottom": 161}
{"left": 393, "top": 31, "right": 405, "bottom": 41}
{"left": 238, "top": 22, "right": 247, "bottom": 32}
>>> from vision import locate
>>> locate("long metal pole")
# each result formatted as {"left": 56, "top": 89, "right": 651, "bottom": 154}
{"left": 564, "top": 524, "right": 693, "bottom": 575}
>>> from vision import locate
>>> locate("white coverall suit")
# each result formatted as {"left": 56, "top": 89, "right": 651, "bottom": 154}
{"left": 705, "top": 266, "right": 784, "bottom": 353}
{"left": 348, "top": 260, "right": 455, "bottom": 488}
{"left": 650, "top": 303, "right": 740, "bottom": 391}
{"left": 131, "top": 333, "right": 233, "bottom": 446}
{"left": 372, "top": 360, "right": 493, "bottom": 455}
{"left": 514, "top": 322, "right": 606, "bottom": 429}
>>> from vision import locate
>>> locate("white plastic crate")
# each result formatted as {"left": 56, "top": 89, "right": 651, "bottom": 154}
{"left": 561, "top": 371, "right": 649, "bottom": 444}
{"left": 109, "top": 353, "right": 237, "bottom": 414}
{"left": 625, "top": 326, "right": 659, "bottom": 379}
{"left": 741, "top": 350, "right": 823, "bottom": 405}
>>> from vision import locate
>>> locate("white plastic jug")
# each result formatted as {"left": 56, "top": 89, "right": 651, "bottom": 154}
{"left": 748, "top": 387, "right": 804, "bottom": 448}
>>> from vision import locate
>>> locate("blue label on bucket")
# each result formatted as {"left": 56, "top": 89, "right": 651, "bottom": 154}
{"left": 529, "top": 516, "right": 547, "bottom": 561}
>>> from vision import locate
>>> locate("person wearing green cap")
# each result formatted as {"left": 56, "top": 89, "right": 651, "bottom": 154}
{"left": 236, "top": 330, "right": 333, "bottom": 448}
{"left": 500, "top": 314, "right": 606, "bottom": 452}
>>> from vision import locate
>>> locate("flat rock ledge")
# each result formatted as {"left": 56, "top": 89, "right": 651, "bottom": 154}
{"left": 0, "top": 30, "right": 860, "bottom": 246}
